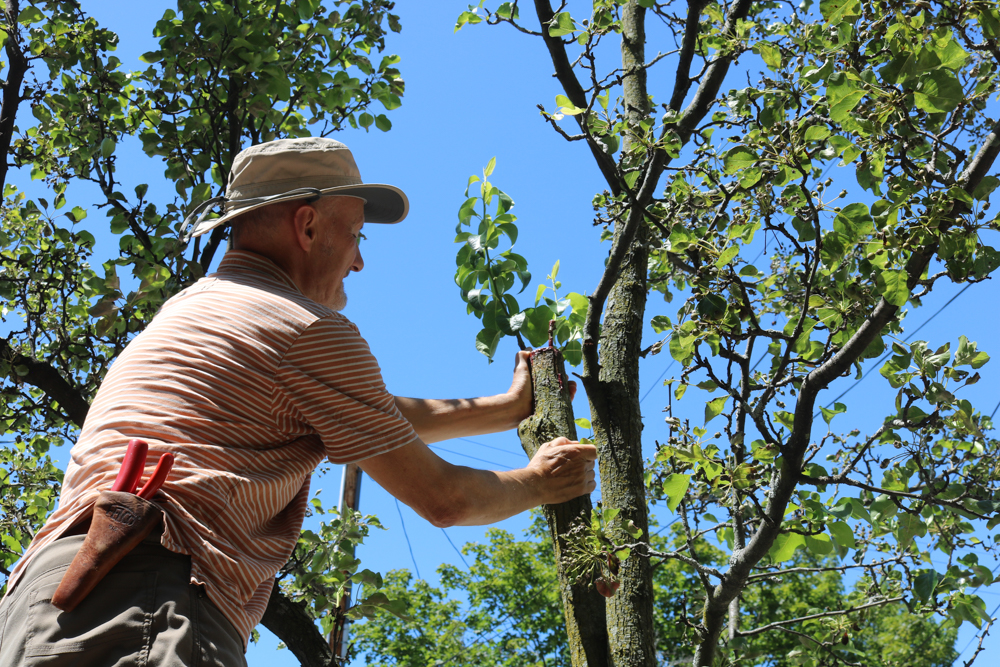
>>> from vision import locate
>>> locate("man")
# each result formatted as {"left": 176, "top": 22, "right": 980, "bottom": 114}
{"left": 0, "top": 138, "right": 596, "bottom": 666}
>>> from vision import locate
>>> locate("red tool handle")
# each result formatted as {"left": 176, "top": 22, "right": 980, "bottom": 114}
{"left": 110, "top": 439, "right": 148, "bottom": 493}
{"left": 137, "top": 453, "right": 174, "bottom": 500}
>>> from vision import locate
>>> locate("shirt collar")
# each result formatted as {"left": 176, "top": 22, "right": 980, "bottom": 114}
{"left": 215, "top": 250, "right": 301, "bottom": 293}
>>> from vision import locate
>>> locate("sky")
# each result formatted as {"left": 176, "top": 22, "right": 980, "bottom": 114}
{"left": 13, "top": 0, "right": 1000, "bottom": 664}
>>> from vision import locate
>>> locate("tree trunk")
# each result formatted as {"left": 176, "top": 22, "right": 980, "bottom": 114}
{"left": 589, "top": 221, "right": 655, "bottom": 667}
{"left": 584, "top": 3, "right": 658, "bottom": 666}
{"left": 518, "top": 346, "right": 610, "bottom": 667}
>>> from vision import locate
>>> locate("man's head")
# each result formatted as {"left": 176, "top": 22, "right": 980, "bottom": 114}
{"left": 180, "top": 137, "right": 408, "bottom": 310}
{"left": 230, "top": 195, "right": 365, "bottom": 311}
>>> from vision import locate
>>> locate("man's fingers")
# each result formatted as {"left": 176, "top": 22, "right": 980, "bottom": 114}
{"left": 513, "top": 349, "right": 531, "bottom": 371}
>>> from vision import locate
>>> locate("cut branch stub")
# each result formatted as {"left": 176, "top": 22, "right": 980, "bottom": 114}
{"left": 518, "top": 345, "right": 609, "bottom": 667}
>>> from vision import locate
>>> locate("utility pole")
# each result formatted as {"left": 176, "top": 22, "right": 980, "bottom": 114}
{"left": 330, "top": 462, "right": 363, "bottom": 662}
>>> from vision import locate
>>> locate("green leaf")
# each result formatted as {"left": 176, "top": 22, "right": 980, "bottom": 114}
{"left": 697, "top": 294, "right": 727, "bottom": 321}
{"left": 774, "top": 411, "right": 796, "bottom": 429}
{"left": 723, "top": 147, "right": 758, "bottom": 174}
{"left": 520, "top": 306, "right": 554, "bottom": 347}
{"left": 804, "top": 533, "right": 833, "bottom": 555}
{"left": 829, "top": 521, "right": 856, "bottom": 548}
{"left": 820, "top": 0, "right": 860, "bottom": 23}
{"left": 754, "top": 41, "right": 781, "bottom": 69}
{"left": 819, "top": 402, "right": 846, "bottom": 425}
{"left": 374, "top": 114, "right": 392, "bottom": 132}
{"left": 914, "top": 70, "right": 964, "bottom": 113}
{"left": 768, "top": 532, "right": 804, "bottom": 563}
{"left": 555, "top": 94, "right": 584, "bottom": 115}
{"left": 17, "top": 6, "right": 44, "bottom": 23}
{"left": 704, "top": 397, "right": 727, "bottom": 424}
{"left": 972, "top": 176, "right": 999, "bottom": 201}
{"left": 895, "top": 513, "right": 926, "bottom": 549}
{"left": 651, "top": 315, "right": 672, "bottom": 334}
{"left": 139, "top": 50, "right": 163, "bottom": 64}
{"left": 548, "top": 12, "right": 576, "bottom": 37}
{"left": 876, "top": 269, "right": 909, "bottom": 307}
{"left": 101, "top": 138, "right": 116, "bottom": 159}
{"left": 914, "top": 570, "right": 939, "bottom": 602}
{"left": 661, "top": 473, "right": 691, "bottom": 513}
{"left": 829, "top": 90, "right": 865, "bottom": 123}
{"left": 804, "top": 125, "right": 831, "bottom": 142}
{"left": 475, "top": 328, "right": 501, "bottom": 360}
{"left": 715, "top": 246, "right": 739, "bottom": 268}
{"left": 574, "top": 417, "right": 591, "bottom": 430}
{"left": 955, "top": 335, "right": 990, "bottom": 369}
{"left": 484, "top": 157, "right": 496, "bottom": 178}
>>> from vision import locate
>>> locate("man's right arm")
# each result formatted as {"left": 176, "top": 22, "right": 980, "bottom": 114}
{"left": 357, "top": 436, "right": 596, "bottom": 527}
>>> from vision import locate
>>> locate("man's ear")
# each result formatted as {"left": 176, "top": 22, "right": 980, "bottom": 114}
{"left": 290, "top": 203, "right": 320, "bottom": 253}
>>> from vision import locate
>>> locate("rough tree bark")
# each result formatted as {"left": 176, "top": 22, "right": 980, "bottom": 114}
{"left": 260, "top": 580, "right": 336, "bottom": 667}
{"left": 518, "top": 345, "right": 610, "bottom": 667}
{"left": 579, "top": 4, "right": 658, "bottom": 666}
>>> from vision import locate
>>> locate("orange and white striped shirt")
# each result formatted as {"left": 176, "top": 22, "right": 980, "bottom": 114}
{"left": 10, "top": 250, "right": 417, "bottom": 644}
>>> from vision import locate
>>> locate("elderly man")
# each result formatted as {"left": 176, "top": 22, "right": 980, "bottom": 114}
{"left": 0, "top": 138, "right": 596, "bottom": 666}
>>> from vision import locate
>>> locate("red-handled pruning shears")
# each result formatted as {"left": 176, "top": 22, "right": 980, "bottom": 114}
{"left": 110, "top": 438, "right": 173, "bottom": 499}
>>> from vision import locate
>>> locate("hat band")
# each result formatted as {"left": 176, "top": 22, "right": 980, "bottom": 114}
{"left": 180, "top": 187, "right": 368, "bottom": 242}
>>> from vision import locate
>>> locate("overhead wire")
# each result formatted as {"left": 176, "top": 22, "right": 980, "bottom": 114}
{"left": 457, "top": 436, "right": 525, "bottom": 458}
{"left": 816, "top": 283, "right": 972, "bottom": 416}
{"left": 441, "top": 528, "right": 470, "bottom": 569}
{"left": 428, "top": 445, "right": 513, "bottom": 470}
{"left": 395, "top": 498, "right": 421, "bottom": 579}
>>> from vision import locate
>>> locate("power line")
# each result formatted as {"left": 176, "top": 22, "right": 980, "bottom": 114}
{"left": 640, "top": 360, "right": 676, "bottom": 405}
{"left": 457, "top": 436, "right": 525, "bottom": 459}
{"left": 441, "top": 528, "right": 470, "bottom": 569}
{"left": 429, "top": 445, "right": 513, "bottom": 470}
{"left": 817, "top": 283, "right": 972, "bottom": 415}
{"left": 395, "top": 498, "right": 421, "bottom": 579}
{"left": 956, "top": 598, "right": 1000, "bottom": 658}
{"left": 639, "top": 249, "right": 761, "bottom": 407}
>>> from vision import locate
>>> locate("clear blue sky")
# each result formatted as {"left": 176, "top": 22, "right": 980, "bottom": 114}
{"left": 22, "top": 1, "right": 1000, "bottom": 664}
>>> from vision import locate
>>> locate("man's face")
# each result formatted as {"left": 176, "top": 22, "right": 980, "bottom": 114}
{"left": 315, "top": 197, "right": 365, "bottom": 311}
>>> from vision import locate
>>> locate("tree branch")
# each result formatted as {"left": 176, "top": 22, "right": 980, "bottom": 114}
{"left": 800, "top": 474, "right": 992, "bottom": 520}
{"left": 0, "top": 0, "right": 29, "bottom": 191}
{"left": 533, "top": 0, "right": 622, "bottom": 194}
{"left": 0, "top": 338, "right": 90, "bottom": 428}
{"left": 260, "top": 581, "right": 335, "bottom": 667}
{"left": 668, "top": 0, "right": 707, "bottom": 112}
{"left": 745, "top": 556, "right": 904, "bottom": 582}
{"left": 737, "top": 596, "right": 904, "bottom": 638}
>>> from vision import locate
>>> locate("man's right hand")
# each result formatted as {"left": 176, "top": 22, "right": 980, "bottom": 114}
{"left": 360, "top": 436, "right": 598, "bottom": 528}
{"left": 525, "top": 436, "right": 598, "bottom": 504}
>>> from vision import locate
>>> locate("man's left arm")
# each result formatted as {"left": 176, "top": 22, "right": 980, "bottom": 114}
{"left": 395, "top": 350, "right": 556, "bottom": 444}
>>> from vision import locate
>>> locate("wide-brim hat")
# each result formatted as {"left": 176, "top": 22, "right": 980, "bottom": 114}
{"left": 182, "top": 137, "right": 408, "bottom": 240}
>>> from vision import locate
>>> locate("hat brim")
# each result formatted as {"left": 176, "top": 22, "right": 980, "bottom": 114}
{"left": 186, "top": 183, "right": 408, "bottom": 239}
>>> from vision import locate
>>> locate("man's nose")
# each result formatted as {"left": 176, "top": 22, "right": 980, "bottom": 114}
{"left": 352, "top": 246, "right": 364, "bottom": 272}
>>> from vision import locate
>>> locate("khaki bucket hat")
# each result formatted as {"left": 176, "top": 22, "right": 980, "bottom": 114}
{"left": 182, "top": 137, "right": 408, "bottom": 240}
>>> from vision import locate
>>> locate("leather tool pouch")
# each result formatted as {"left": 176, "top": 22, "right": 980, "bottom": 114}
{"left": 51, "top": 490, "right": 164, "bottom": 612}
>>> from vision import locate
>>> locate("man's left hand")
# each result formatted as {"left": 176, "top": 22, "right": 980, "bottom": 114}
{"left": 505, "top": 350, "right": 577, "bottom": 425}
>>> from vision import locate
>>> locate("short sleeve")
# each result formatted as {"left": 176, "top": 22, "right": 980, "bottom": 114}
{"left": 273, "top": 315, "right": 417, "bottom": 462}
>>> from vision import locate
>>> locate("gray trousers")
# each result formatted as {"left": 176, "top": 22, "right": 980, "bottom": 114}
{"left": 0, "top": 533, "right": 247, "bottom": 667}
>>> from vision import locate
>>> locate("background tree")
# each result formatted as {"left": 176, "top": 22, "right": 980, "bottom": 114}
{"left": 351, "top": 517, "right": 959, "bottom": 666}
{"left": 449, "top": 0, "right": 1000, "bottom": 665}
{"left": 0, "top": 0, "right": 406, "bottom": 664}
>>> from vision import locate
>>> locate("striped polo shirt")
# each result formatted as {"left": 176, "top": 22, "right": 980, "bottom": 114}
{"left": 9, "top": 250, "right": 417, "bottom": 644}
